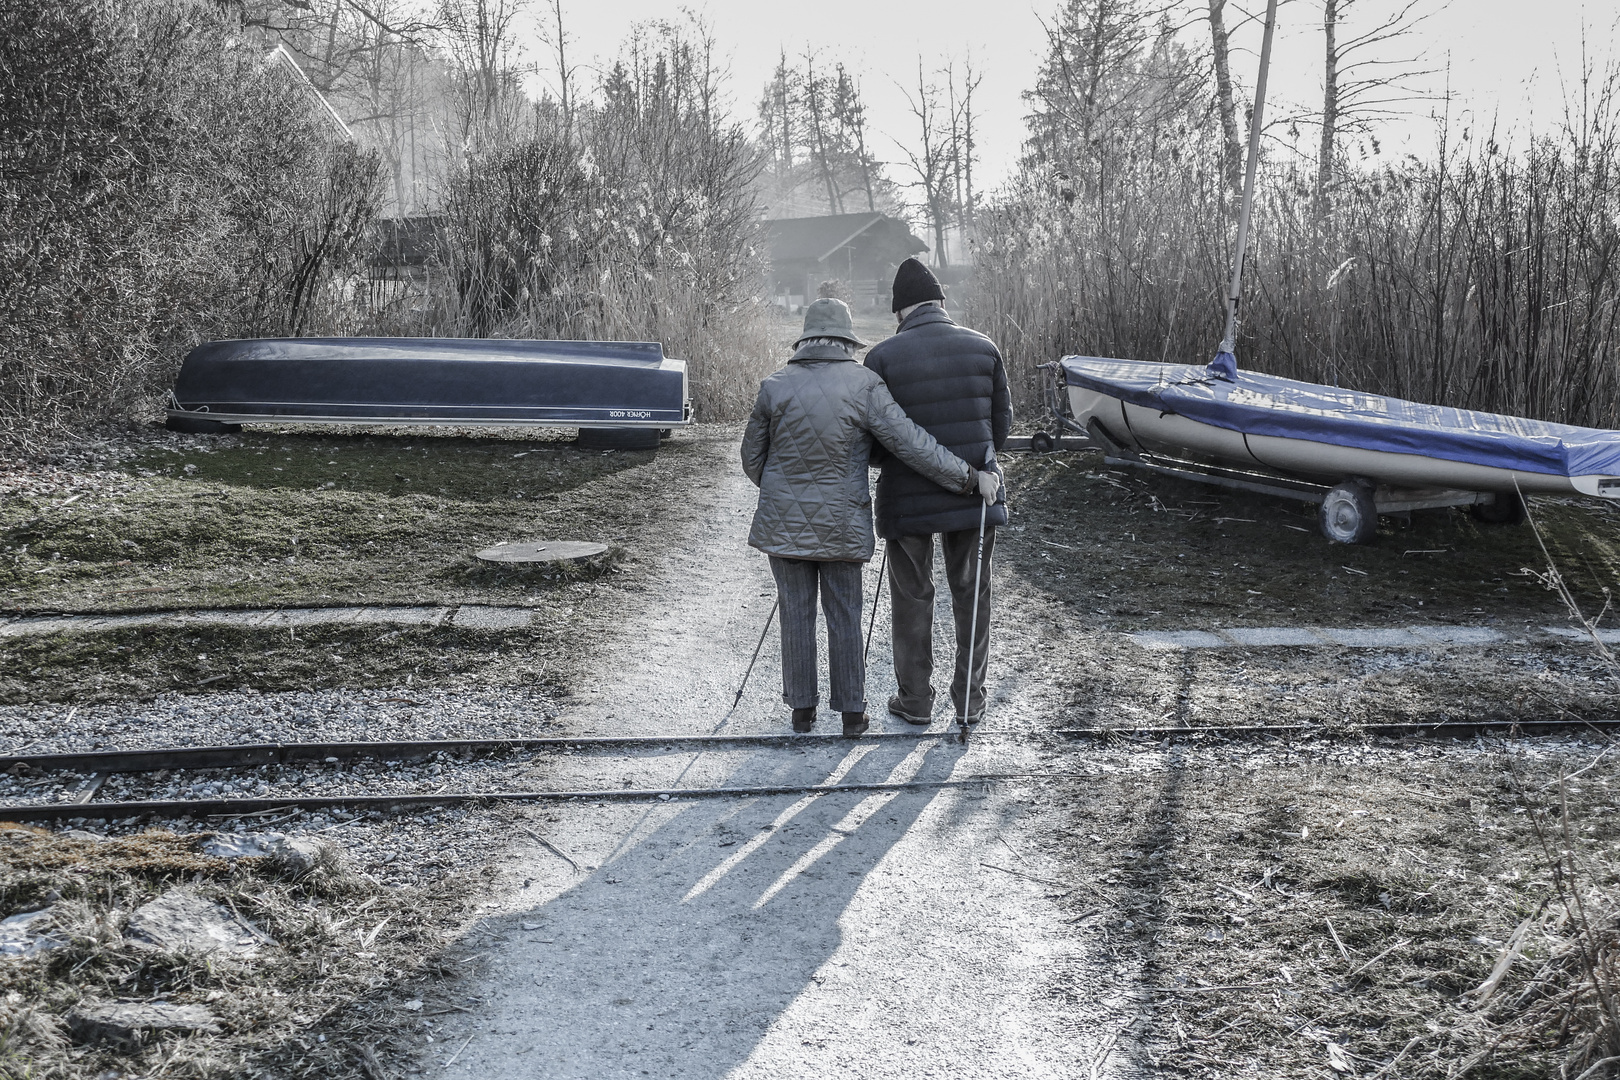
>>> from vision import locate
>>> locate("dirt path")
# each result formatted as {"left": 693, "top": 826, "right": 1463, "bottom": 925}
{"left": 424, "top": 445, "right": 1117, "bottom": 1078}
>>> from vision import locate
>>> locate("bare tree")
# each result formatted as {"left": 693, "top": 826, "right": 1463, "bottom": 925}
{"left": 537, "top": 0, "right": 578, "bottom": 142}
{"left": 755, "top": 53, "right": 892, "bottom": 217}
{"left": 897, "top": 57, "right": 951, "bottom": 267}
{"left": 800, "top": 48, "right": 842, "bottom": 213}
{"left": 1024, "top": 0, "right": 1206, "bottom": 194}
{"left": 1206, "top": 0, "right": 1244, "bottom": 194}
{"left": 832, "top": 65, "right": 877, "bottom": 212}
{"left": 1316, "top": 0, "right": 1438, "bottom": 215}
{"left": 436, "top": 0, "right": 530, "bottom": 143}
{"left": 945, "top": 56, "right": 984, "bottom": 238}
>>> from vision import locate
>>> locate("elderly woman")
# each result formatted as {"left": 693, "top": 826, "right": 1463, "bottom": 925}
{"left": 742, "top": 298, "right": 998, "bottom": 737}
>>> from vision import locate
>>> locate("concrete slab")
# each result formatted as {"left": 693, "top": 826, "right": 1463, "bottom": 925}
{"left": 1126, "top": 630, "right": 1227, "bottom": 649}
{"left": 257, "top": 608, "right": 355, "bottom": 627}
{"left": 1411, "top": 625, "right": 1507, "bottom": 646}
{"left": 352, "top": 606, "right": 449, "bottom": 626}
{"left": 0, "top": 617, "right": 83, "bottom": 637}
{"left": 1218, "top": 626, "right": 1326, "bottom": 647}
{"left": 452, "top": 605, "right": 534, "bottom": 630}
{"left": 1544, "top": 626, "right": 1620, "bottom": 643}
{"left": 1313, "top": 627, "right": 1423, "bottom": 648}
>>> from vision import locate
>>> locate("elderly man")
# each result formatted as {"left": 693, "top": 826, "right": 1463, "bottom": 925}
{"left": 742, "top": 297, "right": 998, "bottom": 737}
{"left": 866, "top": 258, "right": 1012, "bottom": 727}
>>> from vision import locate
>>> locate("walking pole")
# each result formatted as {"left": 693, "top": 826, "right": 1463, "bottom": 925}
{"left": 864, "top": 541, "right": 888, "bottom": 665}
{"left": 721, "top": 597, "right": 778, "bottom": 726}
{"left": 958, "top": 496, "right": 989, "bottom": 746}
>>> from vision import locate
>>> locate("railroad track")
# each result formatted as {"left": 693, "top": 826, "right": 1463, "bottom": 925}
{"left": 3, "top": 718, "right": 1612, "bottom": 823}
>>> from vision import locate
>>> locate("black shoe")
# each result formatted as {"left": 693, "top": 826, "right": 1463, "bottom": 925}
{"left": 887, "top": 695, "right": 932, "bottom": 726}
{"left": 792, "top": 707, "right": 816, "bottom": 733}
{"left": 841, "top": 712, "right": 870, "bottom": 738}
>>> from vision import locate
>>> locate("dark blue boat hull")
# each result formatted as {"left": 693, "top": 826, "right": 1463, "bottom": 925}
{"left": 167, "top": 337, "right": 689, "bottom": 428}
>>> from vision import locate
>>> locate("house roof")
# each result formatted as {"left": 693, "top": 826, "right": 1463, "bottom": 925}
{"left": 763, "top": 213, "right": 929, "bottom": 264}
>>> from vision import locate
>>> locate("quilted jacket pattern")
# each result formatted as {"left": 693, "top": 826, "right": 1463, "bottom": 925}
{"left": 742, "top": 355, "right": 974, "bottom": 561}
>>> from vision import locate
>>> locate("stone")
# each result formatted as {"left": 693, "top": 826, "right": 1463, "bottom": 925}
{"left": 264, "top": 836, "right": 330, "bottom": 878}
{"left": 475, "top": 541, "right": 609, "bottom": 564}
{"left": 202, "top": 832, "right": 330, "bottom": 878}
{"left": 66, "top": 1003, "right": 220, "bottom": 1048}
{"left": 125, "top": 889, "right": 263, "bottom": 956}
{"left": 0, "top": 908, "right": 64, "bottom": 959}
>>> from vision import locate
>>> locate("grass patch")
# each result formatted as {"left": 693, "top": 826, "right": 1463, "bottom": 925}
{"left": 1001, "top": 450, "right": 1620, "bottom": 629}
{"left": 0, "top": 622, "right": 569, "bottom": 705}
{"left": 0, "top": 427, "right": 691, "bottom": 614}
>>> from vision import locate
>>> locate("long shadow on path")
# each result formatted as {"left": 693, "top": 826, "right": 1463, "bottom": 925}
{"left": 432, "top": 734, "right": 1053, "bottom": 1079}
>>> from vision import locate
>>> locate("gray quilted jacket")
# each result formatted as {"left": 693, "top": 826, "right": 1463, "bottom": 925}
{"left": 742, "top": 354, "right": 976, "bottom": 561}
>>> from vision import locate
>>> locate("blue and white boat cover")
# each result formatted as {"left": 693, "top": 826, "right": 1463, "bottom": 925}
{"left": 1061, "top": 356, "right": 1620, "bottom": 478}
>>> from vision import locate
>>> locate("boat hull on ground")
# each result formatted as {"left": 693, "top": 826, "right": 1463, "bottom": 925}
{"left": 1062, "top": 360, "right": 1620, "bottom": 500}
{"left": 167, "top": 337, "right": 690, "bottom": 430}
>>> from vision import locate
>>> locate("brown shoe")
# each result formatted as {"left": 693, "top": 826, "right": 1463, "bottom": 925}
{"left": 792, "top": 707, "right": 816, "bottom": 733}
{"left": 841, "top": 712, "right": 869, "bottom": 738}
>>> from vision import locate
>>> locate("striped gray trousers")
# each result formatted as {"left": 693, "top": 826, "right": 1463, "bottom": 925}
{"left": 768, "top": 556, "right": 866, "bottom": 714}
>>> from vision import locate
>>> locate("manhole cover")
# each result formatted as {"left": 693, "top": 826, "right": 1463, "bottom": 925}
{"left": 476, "top": 541, "right": 609, "bottom": 564}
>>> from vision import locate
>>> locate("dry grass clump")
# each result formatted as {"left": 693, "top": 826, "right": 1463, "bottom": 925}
{"left": 1471, "top": 773, "right": 1620, "bottom": 1079}
{"left": 968, "top": 63, "right": 1620, "bottom": 430}
{"left": 1050, "top": 748, "right": 1619, "bottom": 1077}
{"left": 0, "top": 824, "right": 478, "bottom": 1079}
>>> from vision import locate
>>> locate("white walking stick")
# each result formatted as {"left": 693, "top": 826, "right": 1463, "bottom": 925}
{"left": 958, "top": 496, "right": 989, "bottom": 746}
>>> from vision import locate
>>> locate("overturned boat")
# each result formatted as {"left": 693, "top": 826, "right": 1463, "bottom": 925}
{"left": 1042, "top": 356, "right": 1620, "bottom": 543}
{"left": 166, "top": 337, "right": 690, "bottom": 448}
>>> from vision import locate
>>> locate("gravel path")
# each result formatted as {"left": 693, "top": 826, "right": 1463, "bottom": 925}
{"left": 423, "top": 456, "right": 1120, "bottom": 1078}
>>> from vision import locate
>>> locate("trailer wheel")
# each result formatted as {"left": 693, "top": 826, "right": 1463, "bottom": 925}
{"left": 165, "top": 415, "right": 241, "bottom": 435}
{"left": 1319, "top": 481, "right": 1378, "bottom": 544}
{"left": 1029, "top": 431, "right": 1056, "bottom": 453}
{"left": 1470, "top": 491, "right": 1526, "bottom": 526}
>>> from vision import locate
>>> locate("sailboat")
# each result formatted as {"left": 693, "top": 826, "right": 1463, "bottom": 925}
{"left": 1033, "top": 0, "right": 1620, "bottom": 543}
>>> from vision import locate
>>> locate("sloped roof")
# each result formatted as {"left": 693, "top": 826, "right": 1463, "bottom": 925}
{"left": 763, "top": 213, "right": 928, "bottom": 264}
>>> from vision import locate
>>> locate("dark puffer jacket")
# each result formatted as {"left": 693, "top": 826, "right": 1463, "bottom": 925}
{"left": 865, "top": 305, "right": 1012, "bottom": 537}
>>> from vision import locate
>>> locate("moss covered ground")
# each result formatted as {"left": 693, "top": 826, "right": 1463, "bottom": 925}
{"left": 0, "top": 425, "right": 721, "bottom": 704}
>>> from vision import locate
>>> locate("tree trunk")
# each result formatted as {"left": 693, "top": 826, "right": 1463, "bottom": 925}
{"left": 854, "top": 116, "right": 876, "bottom": 212}
{"left": 1317, "top": 0, "right": 1339, "bottom": 218}
{"left": 1207, "top": 0, "right": 1243, "bottom": 196}
{"left": 802, "top": 57, "right": 841, "bottom": 214}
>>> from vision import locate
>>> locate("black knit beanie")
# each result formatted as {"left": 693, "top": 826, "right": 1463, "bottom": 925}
{"left": 891, "top": 257, "right": 945, "bottom": 313}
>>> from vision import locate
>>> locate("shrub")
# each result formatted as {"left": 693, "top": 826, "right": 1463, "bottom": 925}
{"left": 0, "top": 0, "right": 382, "bottom": 449}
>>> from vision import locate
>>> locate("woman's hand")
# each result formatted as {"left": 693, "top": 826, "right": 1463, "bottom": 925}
{"left": 975, "top": 469, "right": 1001, "bottom": 504}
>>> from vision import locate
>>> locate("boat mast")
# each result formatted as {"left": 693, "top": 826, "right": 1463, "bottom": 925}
{"left": 1216, "top": 0, "right": 1279, "bottom": 366}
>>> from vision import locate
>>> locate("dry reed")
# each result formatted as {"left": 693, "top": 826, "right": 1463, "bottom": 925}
{"left": 965, "top": 64, "right": 1620, "bottom": 431}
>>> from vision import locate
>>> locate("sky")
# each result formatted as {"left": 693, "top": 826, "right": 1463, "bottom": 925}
{"left": 519, "top": 0, "right": 1620, "bottom": 194}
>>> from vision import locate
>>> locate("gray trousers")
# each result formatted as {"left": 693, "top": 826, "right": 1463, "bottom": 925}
{"left": 887, "top": 527, "right": 995, "bottom": 719}
{"left": 769, "top": 556, "right": 866, "bottom": 714}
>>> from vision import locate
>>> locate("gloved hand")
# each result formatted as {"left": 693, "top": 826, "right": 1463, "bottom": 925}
{"left": 974, "top": 468, "right": 1001, "bottom": 504}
